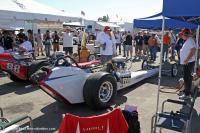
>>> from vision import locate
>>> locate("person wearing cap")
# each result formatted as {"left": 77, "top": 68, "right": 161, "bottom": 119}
{"left": 98, "top": 26, "right": 115, "bottom": 64}
{"left": 63, "top": 27, "right": 73, "bottom": 56}
{"left": 179, "top": 28, "right": 197, "bottom": 100}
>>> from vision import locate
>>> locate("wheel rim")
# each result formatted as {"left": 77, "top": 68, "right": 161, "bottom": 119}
{"left": 173, "top": 65, "right": 178, "bottom": 76}
{"left": 98, "top": 81, "right": 113, "bottom": 103}
{"left": 88, "top": 55, "right": 96, "bottom": 61}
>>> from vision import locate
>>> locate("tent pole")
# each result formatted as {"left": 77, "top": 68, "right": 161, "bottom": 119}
{"left": 195, "top": 25, "right": 200, "bottom": 72}
{"left": 153, "top": 16, "right": 165, "bottom": 133}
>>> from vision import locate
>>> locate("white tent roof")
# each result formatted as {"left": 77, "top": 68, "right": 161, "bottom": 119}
{"left": 0, "top": 0, "right": 75, "bottom": 22}
{"left": 63, "top": 22, "right": 84, "bottom": 27}
{"left": 96, "top": 22, "right": 120, "bottom": 28}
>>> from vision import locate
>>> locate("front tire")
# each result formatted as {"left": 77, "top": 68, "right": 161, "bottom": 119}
{"left": 8, "top": 73, "right": 25, "bottom": 82}
{"left": 83, "top": 73, "right": 117, "bottom": 109}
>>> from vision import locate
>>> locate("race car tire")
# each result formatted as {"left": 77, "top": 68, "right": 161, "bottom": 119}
{"left": 28, "top": 61, "right": 50, "bottom": 77}
{"left": 171, "top": 63, "right": 178, "bottom": 77}
{"left": 8, "top": 73, "right": 25, "bottom": 82}
{"left": 141, "top": 60, "right": 149, "bottom": 70}
{"left": 83, "top": 72, "right": 117, "bottom": 109}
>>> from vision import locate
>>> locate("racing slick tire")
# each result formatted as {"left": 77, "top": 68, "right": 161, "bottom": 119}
{"left": 171, "top": 63, "right": 178, "bottom": 77}
{"left": 8, "top": 73, "right": 25, "bottom": 82}
{"left": 83, "top": 72, "right": 117, "bottom": 109}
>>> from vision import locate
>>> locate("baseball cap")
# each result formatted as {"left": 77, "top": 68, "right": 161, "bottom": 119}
{"left": 104, "top": 26, "right": 112, "bottom": 32}
{"left": 180, "top": 28, "right": 191, "bottom": 35}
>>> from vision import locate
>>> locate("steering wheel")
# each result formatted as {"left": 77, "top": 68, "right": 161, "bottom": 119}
{"left": 54, "top": 55, "right": 79, "bottom": 67}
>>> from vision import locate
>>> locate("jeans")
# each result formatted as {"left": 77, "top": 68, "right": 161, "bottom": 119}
{"left": 183, "top": 61, "right": 195, "bottom": 95}
{"left": 171, "top": 44, "right": 175, "bottom": 59}
{"left": 163, "top": 45, "right": 169, "bottom": 61}
{"left": 45, "top": 45, "right": 51, "bottom": 57}
{"left": 116, "top": 43, "right": 121, "bottom": 55}
{"left": 149, "top": 46, "right": 157, "bottom": 61}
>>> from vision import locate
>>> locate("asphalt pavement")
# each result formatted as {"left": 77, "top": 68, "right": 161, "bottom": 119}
{"left": 0, "top": 46, "right": 200, "bottom": 133}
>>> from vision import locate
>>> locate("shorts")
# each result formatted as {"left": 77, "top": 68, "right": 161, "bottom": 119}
{"left": 100, "top": 55, "right": 112, "bottom": 64}
{"left": 53, "top": 43, "right": 60, "bottom": 51}
{"left": 135, "top": 45, "right": 142, "bottom": 53}
{"left": 63, "top": 47, "right": 73, "bottom": 55}
{"left": 36, "top": 42, "right": 43, "bottom": 47}
{"left": 125, "top": 45, "right": 133, "bottom": 53}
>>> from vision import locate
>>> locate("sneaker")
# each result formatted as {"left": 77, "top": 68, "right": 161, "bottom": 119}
{"left": 179, "top": 94, "right": 191, "bottom": 100}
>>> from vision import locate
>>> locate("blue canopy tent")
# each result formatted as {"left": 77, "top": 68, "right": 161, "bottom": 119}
{"left": 162, "top": 0, "right": 200, "bottom": 25}
{"left": 133, "top": 13, "right": 197, "bottom": 29}
{"left": 152, "top": 0, "right": 200, "bottom": 132}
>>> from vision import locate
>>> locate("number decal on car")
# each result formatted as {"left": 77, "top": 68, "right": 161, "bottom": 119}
{"left": 122, "top": 77, "right": 130, "bottom": 84}
{"left": 6, "top": 63, "right": 20, "bottom": 73}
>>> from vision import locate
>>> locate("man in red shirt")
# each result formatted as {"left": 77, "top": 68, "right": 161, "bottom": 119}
{"left": 163, "top": 32, "right": 171, "bottom": 62}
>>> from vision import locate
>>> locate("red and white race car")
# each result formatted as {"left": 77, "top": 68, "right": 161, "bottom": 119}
{"left": 0, "top": 52, "right": 50, "bottom": 82}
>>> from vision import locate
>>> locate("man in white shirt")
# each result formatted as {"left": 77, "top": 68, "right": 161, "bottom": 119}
{"left": 179, "top": 28, "right": 197, "bottom": 99}
{"left": 98, "top": 26, "right": 115, "bottom": 64}
{"left": 19, "top": 36, "right": 33, "bottom": 52}
{"left": 63, "top": 27, "right": 73, "bottom": 56}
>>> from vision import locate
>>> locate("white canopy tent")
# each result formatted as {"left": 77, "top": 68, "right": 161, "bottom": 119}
{"left": 0, "top": 0, "right": 78, "bottom": 30}
{"left": 95, "top": 21, "right": 120, "bottom": 31}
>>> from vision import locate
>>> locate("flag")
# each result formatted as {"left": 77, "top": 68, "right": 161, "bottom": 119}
{"left": 81, "top": 10, "right": 85, "bottom": 16}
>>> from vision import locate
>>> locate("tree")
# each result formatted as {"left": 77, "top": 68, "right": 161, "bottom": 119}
{"left": 97, "top": 15, "right": 110, "bottom": 22}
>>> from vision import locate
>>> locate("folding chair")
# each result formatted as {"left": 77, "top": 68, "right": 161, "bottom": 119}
{"left": 151, "top": 98, "right": 195, "bottom": 133}
{"left": 0, "top": 107, "right": 33, "bottom": 133}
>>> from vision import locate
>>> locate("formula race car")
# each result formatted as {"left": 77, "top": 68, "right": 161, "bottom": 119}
{"left": 30, "top": 56, "right": 159, "bottom": 109}
{"left": 0, "top": 51, "right": 64, "bottom": 82}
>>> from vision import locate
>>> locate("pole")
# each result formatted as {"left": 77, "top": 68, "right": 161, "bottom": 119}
{"left": 153, "top": 16, "right": 165, "bottom": 133}
{"left": 195, "top": 25, "right": 200, "bottom": 72}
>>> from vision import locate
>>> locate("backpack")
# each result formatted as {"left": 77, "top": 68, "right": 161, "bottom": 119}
{"left": 122, "top": 110, "right": 141, "bottom": 133}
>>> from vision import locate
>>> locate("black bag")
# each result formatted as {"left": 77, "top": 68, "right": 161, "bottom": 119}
{"left": 122, "top": 110, "right": 141, "bottom": 133}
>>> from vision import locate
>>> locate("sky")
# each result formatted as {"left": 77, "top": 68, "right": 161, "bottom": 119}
{"left": 34, "top": 0, "right": 163, "bottom": 22}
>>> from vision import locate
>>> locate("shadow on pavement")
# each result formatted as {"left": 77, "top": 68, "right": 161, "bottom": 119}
{"left": 31, "top": 101, "right": 110, "bottom": 133}
{"left": 0, "top": 81, "right": 38, "bottom": 95}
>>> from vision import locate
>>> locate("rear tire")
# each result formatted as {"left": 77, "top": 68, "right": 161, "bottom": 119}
{"left": 83, "top": 72, "right": 117, "bottom": 109}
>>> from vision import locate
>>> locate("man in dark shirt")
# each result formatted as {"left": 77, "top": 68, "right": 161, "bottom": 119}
{"left": 1, "top": 31, "right": 13, "bottom": 50}
{"left": 134, "top": 32, "right": 143, "bottom": 57}
{"left": 125, "top": 31, "right": 133, "bottom": 57}
{"left": 17, "top": 29, "right": 25, "bottom": 44}
{"left": 143, "top": 32, "right": 150, "bottom": 55}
